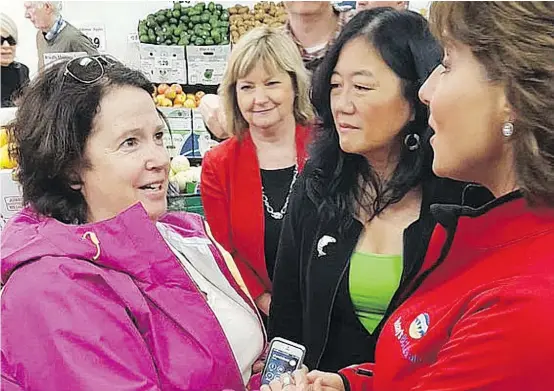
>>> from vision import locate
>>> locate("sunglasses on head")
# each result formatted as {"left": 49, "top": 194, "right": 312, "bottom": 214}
{"left": 1, "top": 36, "right": 17, "bottom": 46}
{"left": 63, "top": 54, "right": 120, "bottom": 84}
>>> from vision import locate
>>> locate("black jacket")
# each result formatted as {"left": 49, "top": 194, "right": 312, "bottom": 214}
{"left": 1, "top": 62, "right": 29, "bottom": 107}
{"left": 268, "top": 163, "right": 487, "bottom": 372}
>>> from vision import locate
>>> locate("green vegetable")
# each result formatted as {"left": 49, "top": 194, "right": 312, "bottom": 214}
{"left": 201, "top": 13, "right": 210, "bottom": 23}
{"left": 174, "top": 26, "right": 183, "bottom": 36}
{"left": 139, "top": 34, "right": 150, "bottom": 43}
{"left": 220, "top": 12, "right": 229, "bottom": 21}
{"left": 180, "top": 15, "right": 189, "bottom": 23}
{"left": 195, "top": 2, "right": 206, "bottom": 11}
{"left": 221, "top": 38, "right": 229, "bottom": 45}
{"left": 191, "top": 15, "right": 201, "bottom": 23}
{"left": 203, "top": 23, "right": 212, "bottom": 31}
{"left": 219, "top": 21, "right": 229, "bottom": 28}
{"left": 166, "top": 10, "right": 173, "bottom": 19}
{"left": 205, "top": 38, "right": 215, "bottom": 45}
{"left": 156, "top": 14, "right": 166, "bottom": 23}
{"left": 139, "top": 27, "right": 148, "bottom": 36}
{"left": 156, "top": 35, "right": 164, "bottom": 44}
{"left": 161, "top": 21, "right": 169, "bottom": 28}
{"left": 216, "top": 4, "right": 223, "bottom": 11}
{"left": 208, "top": 2, "right": 215, "bottom": 12}
{"left": 172, "top": 9, "right": 181, "bottom": 18}
{"left": 195, "top": 37, "right": 205, "bottom": 46}
{"left": 165, "top": 38, "right": 173, "bottom": 45}
{"left": 172, "top": 35, "right": 179, "bottom": 44}
{"left": 200, "top": 29, "right": 210, "bottom": 38}
{"left": 209, "top": 18, "right": 219, "bottom": 28}
{"left": 188, "top": 22, "right": 194, "bottom": 29}
{"left": 169, "top": 17, "right": 178, "bottom": 25}
{"left": 214, "top": 10, "right": 221, "bottom": 17}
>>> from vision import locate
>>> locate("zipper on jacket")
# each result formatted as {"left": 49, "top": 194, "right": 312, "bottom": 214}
{"left": 160, "top": 230, "right": 246, "bottom": 386}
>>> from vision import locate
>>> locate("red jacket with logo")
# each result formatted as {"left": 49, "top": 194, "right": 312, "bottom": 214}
{"left": 340, "top": 191, "right": 554, "bottom": 391}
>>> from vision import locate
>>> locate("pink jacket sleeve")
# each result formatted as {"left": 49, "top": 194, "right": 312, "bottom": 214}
{"left": 1, "top": 256, "right": 161, "bottom": 391}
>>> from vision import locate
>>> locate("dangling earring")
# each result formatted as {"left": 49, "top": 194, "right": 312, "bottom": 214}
{"left": 404, "top": 133, "right": 420, "bottom": 151}
{"left": 502, "top": 122, "right": 514, "bottom": 137}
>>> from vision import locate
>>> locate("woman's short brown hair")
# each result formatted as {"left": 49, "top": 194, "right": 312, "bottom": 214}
{"left": 219, "top": 26, "right": 314, "bottom": 139}
{"left": 429, "top": 2, "right": 554, "bottom": 206}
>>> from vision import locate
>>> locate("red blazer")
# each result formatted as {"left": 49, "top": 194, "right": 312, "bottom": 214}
{"left": 201, "top": 124, "right": 311, "bottom": 299}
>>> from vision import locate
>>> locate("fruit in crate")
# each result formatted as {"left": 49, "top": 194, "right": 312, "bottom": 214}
{"left": 0, "top": 127, "right": 9, "bottom": 148}
{"left": 171, "top": 155, "right": 191, "bottom": 173}
{"left": 153, "top": 84, "right": 206, "bottom": 108}
{"left": 0, "top": 143, "right": 17, "bottom": 169}
{"left": 138, "top": 2, "right": 231, "bottom": 46}
{"left": 230, "top": 2, "right": 287, "bottom": 44}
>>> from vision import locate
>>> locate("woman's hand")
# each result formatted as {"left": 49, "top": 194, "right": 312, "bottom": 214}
{"left": 260, "top": 367, "right": 345, "bottom": 391}
{"left": 255, "top": 292, "right": 272, "bottom": 315}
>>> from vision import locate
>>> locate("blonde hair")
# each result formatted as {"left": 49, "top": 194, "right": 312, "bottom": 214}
{"left": 429, "top": 2, "right": 554, "bottom": 207}
{"left": 220, "top": 26, "right": 314, "bottom": 138}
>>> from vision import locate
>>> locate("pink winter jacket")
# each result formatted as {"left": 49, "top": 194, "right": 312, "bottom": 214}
{"left": 1, "top": 204, "right": 265, "bottom": 391}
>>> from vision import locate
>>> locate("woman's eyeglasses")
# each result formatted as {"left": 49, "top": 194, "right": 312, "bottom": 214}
{"left": 63, "top": 54, "right": 120, "bottom": 84}
{"left": 1, "top": 36, "right": 17, "bottom": 46}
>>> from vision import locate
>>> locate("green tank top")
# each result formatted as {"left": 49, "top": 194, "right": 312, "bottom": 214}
{"left": 349, "top": 251, "right": 403, "bottom": 334}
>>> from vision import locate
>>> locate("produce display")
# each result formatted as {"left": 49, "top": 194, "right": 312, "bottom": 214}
{"left": 153, "top": 84, "right": 206, "bottom": 108}
{"left": 230, "top": 2, "right": 287, "bottom": 43}
{"left": 0, "top": 127, "right": 16, "bottom": 170}
{"left": 138, "top": 2, "right": 230, "bottom": 46}
{"left": 169, "top": 155, "right": 201, "bottom": 193}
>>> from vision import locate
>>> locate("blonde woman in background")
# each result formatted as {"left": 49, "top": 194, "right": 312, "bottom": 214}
{"left": 201, "top": 26, "right": 314, "bottom": 320}
{"left": 1, "top": 13, "right": 29, "bottom": 107}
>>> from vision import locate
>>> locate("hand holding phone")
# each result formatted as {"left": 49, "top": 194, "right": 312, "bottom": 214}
{"left": 261, "top": 337, "right": 306, "bottom": 385}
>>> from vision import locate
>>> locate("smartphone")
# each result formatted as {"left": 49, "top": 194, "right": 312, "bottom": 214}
{"left": 261, "top": 337, "right": 306, "bottom": 385}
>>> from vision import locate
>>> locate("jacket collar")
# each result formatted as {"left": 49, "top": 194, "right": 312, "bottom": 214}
{"left": 431, "top": 189, "right": 554, "bottom": 250}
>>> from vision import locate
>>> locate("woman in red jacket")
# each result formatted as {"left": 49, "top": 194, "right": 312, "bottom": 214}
{"left": 263, "top": 2, "right": 554, "bottom": 391}
{"left": 201, "top": 26, "right": 313, "bottom": 316}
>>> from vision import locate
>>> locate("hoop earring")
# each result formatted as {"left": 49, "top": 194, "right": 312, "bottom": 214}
{"left": 502, "top": 122, "right": 514, "bottom": 137}
{"left": 404, "top": 133, "right": 420, "bottom": 151}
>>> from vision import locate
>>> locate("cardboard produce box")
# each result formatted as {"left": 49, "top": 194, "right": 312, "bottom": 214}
{"left": 186, "top": 44, "right": 231, "bottom": 85}
{"left": 0, "top": 169, "right": 23, "bottom": 230}
{"left": 140, "top": 43, "right": 187, "bottom": 84}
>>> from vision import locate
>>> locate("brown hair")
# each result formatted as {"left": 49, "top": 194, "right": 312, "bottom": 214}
{"left": 429, "top": 2, "right": 554, "bottom": 206}
{"left": 219, "top": 26, "right": 313, "bottom": 139}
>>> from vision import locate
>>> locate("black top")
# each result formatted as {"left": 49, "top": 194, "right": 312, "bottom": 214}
{"left": 1, "top": 62, "right": 29, "bottom": 107}
{"left": 268, "top": 161, "right": 495, "bottom": 372}
{"left": 260, "top": 165, "right": 295, "bottom": 281}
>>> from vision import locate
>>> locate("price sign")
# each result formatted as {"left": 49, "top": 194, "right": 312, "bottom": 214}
{"left": 79, "top": 24, "right": 107, "bottom": 52}
{"left": 156, "top": 58, "right": 172, "bottom": 69}
{"left": 43, "top": 52, "right": 88, "bottom": 67}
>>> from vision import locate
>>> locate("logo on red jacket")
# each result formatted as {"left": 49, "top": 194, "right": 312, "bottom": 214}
{"left": 409, "top": 313, "right": 430, "bottom": 340}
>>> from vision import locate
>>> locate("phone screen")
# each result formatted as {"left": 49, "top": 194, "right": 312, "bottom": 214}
{"left": 262, "top": 344, "right": 303, "bottom": 385}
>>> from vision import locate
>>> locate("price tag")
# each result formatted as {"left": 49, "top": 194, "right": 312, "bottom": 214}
{"left": 128, "top": 32, "right": 139, "bottom": 44}
{"left": 43, "top": 52, "right": 88, "bottom": 67}
{"left": 156, "top": 58, "right": 172, "bottom": 69}
{"left": 79, "top": 24, "right": 107, "bottom": 52}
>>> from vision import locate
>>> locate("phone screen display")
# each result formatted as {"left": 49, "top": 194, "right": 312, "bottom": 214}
{"left": 262, "top": 347, "right": 301, "bottom": 385}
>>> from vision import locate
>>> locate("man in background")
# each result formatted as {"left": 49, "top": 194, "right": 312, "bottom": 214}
{"left": 356, "top": 1, "right": 409, "bottom": 10}
{"left": 199, "top": 1, "right": 353, "bottom": 139}
{"left": 24, "top": 1, "right": 98, "bottom": 70}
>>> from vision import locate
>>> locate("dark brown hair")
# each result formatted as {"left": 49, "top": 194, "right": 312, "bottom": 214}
{"left": 429, "top": 1, "right": 554, "bottom": 206}
{"left": 7, "top": 59, "right": 155, "bottom": 224}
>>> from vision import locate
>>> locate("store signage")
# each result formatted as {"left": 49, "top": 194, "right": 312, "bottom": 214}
{"left": 79, "top": 24, "right": 107, "bottom": 52}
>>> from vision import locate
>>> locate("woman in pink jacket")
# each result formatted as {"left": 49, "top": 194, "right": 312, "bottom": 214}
{"left": 1, "top": 56, "right": 265, "bottom": 390}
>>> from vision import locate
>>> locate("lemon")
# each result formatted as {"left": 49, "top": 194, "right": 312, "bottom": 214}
{"left": 0, "top": 144, "right": 17, "bottom": 169}
{"left": 0, "top": 128, "right": 9, "bottom": 148}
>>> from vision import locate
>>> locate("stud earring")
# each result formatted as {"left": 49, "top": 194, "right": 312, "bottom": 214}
{"left": 502, "top": 122, "right": 514, "bottom": 137}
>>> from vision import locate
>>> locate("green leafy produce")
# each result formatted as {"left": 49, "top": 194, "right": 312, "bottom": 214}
{"left": 138, "top": 2, "right": 231, "bottom": 46}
